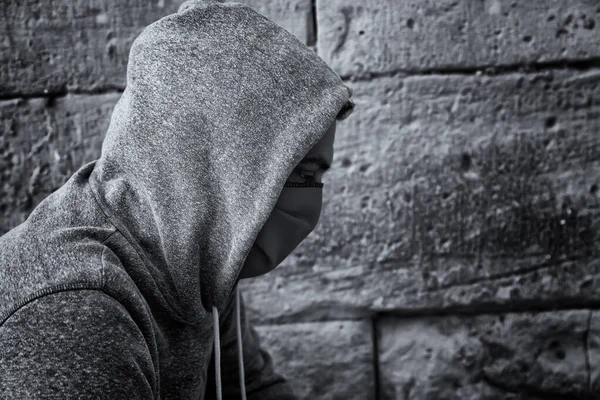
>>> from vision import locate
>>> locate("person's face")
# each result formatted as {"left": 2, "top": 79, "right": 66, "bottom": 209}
{"left": 287, "top": 121, "right": 336, "bottom": 184}
{"left": 237, "top": 121, "right": 337, "bottom": 280}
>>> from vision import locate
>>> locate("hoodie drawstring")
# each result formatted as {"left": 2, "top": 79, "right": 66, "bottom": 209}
{"left": 235, "top": 285, "right": 247, "bottom": 399}
{"left": 212, "top": 284, "right": 247, "bottom": 400}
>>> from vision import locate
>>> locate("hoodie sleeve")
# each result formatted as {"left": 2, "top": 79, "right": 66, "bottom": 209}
{"left": 205, "top": 285, "right": 298, "bottom": 400}
{"left": 0, "top": 289, "right": 157, "bottom": 399}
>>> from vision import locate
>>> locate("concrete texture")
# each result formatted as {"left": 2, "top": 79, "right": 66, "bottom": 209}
{"left": 2, "top": 0, "right": 600, "bottom": 398}
{"left": 377, "top": 311, "right": 593, "bottom": 398}
{"left": 240, "top": 69, "right": 600, "bottom": 324}
{"left": 0, "top": 94, "right": 119, "bottom": 232}
{"left": 316, "top": 0, "right": 600, "bottom": 77}
{"left": 0, "top": 0, "right": 313, "bottom": 96}
{"left": 256, "top": 320, "right": 375, "bottom": 399}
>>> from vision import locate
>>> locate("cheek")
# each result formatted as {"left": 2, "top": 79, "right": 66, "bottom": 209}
{"left": 313, "top": 170, "right": 325, "bottom": 183}
{"left": 287, "top": 169, "right": 306, "bottom": 183}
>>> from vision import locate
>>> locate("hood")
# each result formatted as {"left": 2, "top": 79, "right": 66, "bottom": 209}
{"left": 88, "top": 0, "right": 355, "bottom": 324}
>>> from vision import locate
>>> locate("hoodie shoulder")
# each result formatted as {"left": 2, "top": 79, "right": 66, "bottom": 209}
{"left": 0, "top": 161, "right": 117, "bottom": 326}
{"left": 0, "top": 289, "right": 157, "bottom": 399}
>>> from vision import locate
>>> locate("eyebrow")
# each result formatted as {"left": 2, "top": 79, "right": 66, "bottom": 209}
{"left": 301, "top": 156, "right": 331, "bottom": 171}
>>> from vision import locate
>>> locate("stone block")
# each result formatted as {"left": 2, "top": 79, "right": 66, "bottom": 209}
{"left": 0, "top": 0, "right": 312, "bottom": 96}
{"left": 317, "top": 0, "right": 600, "bottom": 77}
{"left": 240, "top": 69, "right": 600, "bottom": 323}
{"left": 243, "top": 0, "right": 314, "bottom": 45}
{"left": 0, "top": 93, "right": 120, "bottom": 234}
{"left": 255, "top": 319, "right": 375, "bottom": 399}
{"left": 377, "top": 310, "right": 592, "bottom": 398}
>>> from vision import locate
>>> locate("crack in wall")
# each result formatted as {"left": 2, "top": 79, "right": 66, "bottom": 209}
{"left": 256, "top": 302, "right": 600, "bottom": 330}
{"left": 331, "top": 6, "right": 351, "bottom": 55}
{"left": 3, "top": 59, "right": 600, "bottom": 101}
{"left": 426, "top": 254, "right": 593, "bottom": 293}
{"left": 480, "top": 370, "right": 586, "bottom": 400}
{"left": 371, "top": 315, "right": 381, "bottom": 400}
{"left": 375, "top": 302, "right": 600, "bottom": 320}
{"left": 340, "top": 57, "right": 600, "bottom": 82}
{"left": 585, "top": 310, "right": 593, "bottom": 394}
{"left": 307, "top": 0, "right": 317, "bottom": 47}
{"left": 0, "top": 88, "right": 124, "bottom": 102}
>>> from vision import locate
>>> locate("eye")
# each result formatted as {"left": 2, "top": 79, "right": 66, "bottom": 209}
{"left": 300, "top": 171, "right": 315, "bottom": 181}
{"left": 288, "top": 164, "right": 328, "bottom": 185}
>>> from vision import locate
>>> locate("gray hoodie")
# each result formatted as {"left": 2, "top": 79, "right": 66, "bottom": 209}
{"left": 0, "top": 0, "right": 354, "bottom": 399}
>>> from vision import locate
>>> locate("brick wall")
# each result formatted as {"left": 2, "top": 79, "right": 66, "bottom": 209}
{"left": 2, "top": 1, "right": 600, "bottom": 398}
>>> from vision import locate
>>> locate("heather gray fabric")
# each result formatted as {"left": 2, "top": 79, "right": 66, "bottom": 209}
{"left": 0, "top": 0, "right": 355, "bottom": 398}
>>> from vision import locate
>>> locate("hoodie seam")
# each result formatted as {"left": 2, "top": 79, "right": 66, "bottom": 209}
{"left": 0, "top": 229, "right": 117, "bottom": 328}
{"left": 0, "top": 283, "right": 105, "bottom": 328}
{"left": 87, "top": 173, "right": 194, "bottom": 326}
{"left": 99, "top": 233, "right": 161, "bottom": 397}
{"left": 99, "top": 230, "right": 118, "bottom": 289}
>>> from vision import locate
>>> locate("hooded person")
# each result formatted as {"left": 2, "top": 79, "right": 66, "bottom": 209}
{"left": 0, "top": 0, "right": 355, "bottom": 399}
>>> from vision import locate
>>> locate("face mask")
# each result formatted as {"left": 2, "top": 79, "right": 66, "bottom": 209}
{"left": 238, "top": 119, "right": 336, "bottom": 281}
{"left": 237, "top": 179, "right": 323, "bottom": 280}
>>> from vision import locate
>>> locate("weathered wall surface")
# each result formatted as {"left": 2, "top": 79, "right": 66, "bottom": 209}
{"left": 2, "top": 0, "right": 600, "bottom": 398}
